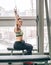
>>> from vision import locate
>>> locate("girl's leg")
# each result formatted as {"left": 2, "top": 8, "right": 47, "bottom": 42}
{"left": 24, "top": 43, "right": 33, "bottom": 55}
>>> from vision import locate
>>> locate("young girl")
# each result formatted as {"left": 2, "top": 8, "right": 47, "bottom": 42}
{"left": 14, "top": 8, "right": 33, "bottom": 55}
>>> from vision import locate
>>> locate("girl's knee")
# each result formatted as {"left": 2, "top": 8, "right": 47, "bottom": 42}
{"left": 30, "top": 45, "right": 33, "bottom": 50}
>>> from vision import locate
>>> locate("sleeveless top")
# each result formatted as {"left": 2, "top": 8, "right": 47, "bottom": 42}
{"left": 16, "top": 30, "right": 23, "bottom": 37}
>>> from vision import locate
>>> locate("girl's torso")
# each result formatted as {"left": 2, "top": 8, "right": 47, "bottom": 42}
{"left": 16, "top": 36, "right": 23, "bottom": 41}
{"left": 15, "top": 29, "right": 23, "bottom": 41}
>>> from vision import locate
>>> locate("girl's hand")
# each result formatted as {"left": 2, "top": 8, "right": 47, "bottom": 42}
{"left": 14, "top": 8, "right": 17, "bottom": 15}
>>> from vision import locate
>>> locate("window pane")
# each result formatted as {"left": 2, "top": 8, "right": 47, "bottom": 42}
{"left": 0, "top": 23, "right": 49, "bottom": 52}
{"left": 0, "top": 0, "right": 36, "bottom": 16}
{"left": 0, "top": 26, "right": 37, "bottom": 51}
{"left": 33, "top": 0, "right": 36, "bottom": 16}
{"left": 44, "top": 19, "right": 49, "bottom": 53}
{"left": 0, "top": 27, "right": 15, "bottom": 50}
{"left": 24, "top": 26, "right": 37, "bottom": 49}
{"left": 44, "top": 26, "right": 49, "bottom": 52}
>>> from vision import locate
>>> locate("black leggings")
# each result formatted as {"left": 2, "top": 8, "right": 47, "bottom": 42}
{"left": 14, "top": 40, "right": 33, "bottom": 55}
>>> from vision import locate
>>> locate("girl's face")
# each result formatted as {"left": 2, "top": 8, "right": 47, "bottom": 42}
{"left": 18, "top": 19, "right": 22, "bottom": 26}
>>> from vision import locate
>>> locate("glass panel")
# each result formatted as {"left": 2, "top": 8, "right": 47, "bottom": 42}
{"left": 0, "top": 26, "right": 37, "bottom": 51}
{"left": 44, "top": 26, "right": 49, "bottom": 52}
{"left": 33, "top": 0, "right": 36, "bottom": 16}
{"left": 0, "top": 0, "right": 36, "bottom": 16}
{"left": 0, "top": 25, "right": 49, "bottom": 52}
{"left": 0, "top": 27, "right": 15, "bottom": 50}
{"left": 25, "top": 26, "right": 37, "bottom": 49}
{"left": 44, "top": 20, "right": 49, "bottom": 53}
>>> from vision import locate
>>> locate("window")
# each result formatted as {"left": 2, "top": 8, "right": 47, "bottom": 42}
{"left": 0, "top": 27, "right": 15, "bottom": 50}
{"left": 23, "top": 26, "right": 37, "bottom": 49}
{"left": 0, "top": 25, "right": 49, "bottom": 52}
{"left": 0, "top": 0, "right": 36, "bottom": 16}
{"left": 0, "top": 0, "right": 49, "bottom": 53}
{"left": 0, "top": 26, "right": 37, "bottom": 50}
{"left": 44, "top": 26, "right": 49, "bottom": 52}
